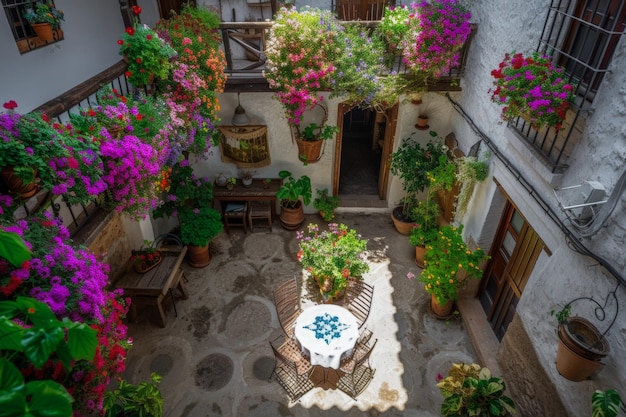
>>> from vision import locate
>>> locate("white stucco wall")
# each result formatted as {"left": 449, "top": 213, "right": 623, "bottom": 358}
{"left": 0, "top": 0, "right": 124, "bottom": 113}
{"left": 455, "top": 1, "right": 626, "bottom": 415}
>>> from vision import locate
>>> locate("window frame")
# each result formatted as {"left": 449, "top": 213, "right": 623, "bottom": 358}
{"left": 2, "top": 0, "right": 64, "bottom": 54}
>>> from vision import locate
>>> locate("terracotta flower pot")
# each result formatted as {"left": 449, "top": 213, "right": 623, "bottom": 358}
{"left": 279, "top": 201, "right": 304, "bottom": 230}
{"left": 187, "top": 244, "right": 211, "bottom": 268}
{"left": 556, "top": 332, "right": 604, "bottom": 381}
{"left": 31, "top": 22, "right": 54, "bottom": 42}
{"left": 0, "top": 167, "right": 38, "bottom": 198}
{"left": 391, "top": 206, "right": 413, "bottom": 235}
{"left": 415, "top": 115, "right": 429, "bottom": 130}
{"left": 430, "top": 294, "right": 453, "bottom": 318}
{"left": 415, "top": 245, "right": 426, "bottom": 268}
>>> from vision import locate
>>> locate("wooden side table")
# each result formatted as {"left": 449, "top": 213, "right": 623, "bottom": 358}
{"left": 116, "top": 247, "right": 189, "bottom": 327}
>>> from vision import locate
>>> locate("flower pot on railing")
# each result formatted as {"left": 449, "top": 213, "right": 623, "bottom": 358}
{"left": 0, "top": 167, "right": 38, "bottom": 198}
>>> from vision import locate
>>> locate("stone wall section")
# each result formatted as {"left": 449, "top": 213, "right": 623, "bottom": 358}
{"left": 86, "top": 212, "right": 131, "bottom": 284}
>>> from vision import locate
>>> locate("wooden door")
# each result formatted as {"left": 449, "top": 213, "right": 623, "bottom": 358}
{"left": 333, "top": 104, "right": 396, "bottom": 200}
{"left": 479, "top": 200, "right": 545, "bottom": 341}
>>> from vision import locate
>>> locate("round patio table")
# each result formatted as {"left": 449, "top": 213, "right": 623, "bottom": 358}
{"left": 294, "top": 304, "right": 359, "bottom": 369}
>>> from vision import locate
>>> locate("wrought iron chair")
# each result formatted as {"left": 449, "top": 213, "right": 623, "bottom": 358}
{"left": 337, "top": 337, "right": 377, "bottom": 399}
{"left": 270, "top": 334, "right": 314, "bottom": 402}
{"left": 344, "top": 277, "right": 374, "bottom": 328}
{"left": 273, "top": 278, "right": 301, "bottom": 337}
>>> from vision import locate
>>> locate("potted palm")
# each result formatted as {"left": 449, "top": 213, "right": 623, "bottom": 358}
{"left": 276, "top": 170, "right": 311, "bottom": 230}
{"left": 313, "top": 188, "right": 340, "bottom": 221}
{"left": 415, "top": 224, "right": 488, "bottom": 317}
{"left": 297, "top": 223, "right": 369, "bottom": 303}
{"left": 437, "top": 363, "right": 516, "bottom": 416}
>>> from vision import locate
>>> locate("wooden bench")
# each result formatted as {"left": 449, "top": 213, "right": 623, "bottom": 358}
{"left": 115, "top": 247, "right": 188, "bottom": 327}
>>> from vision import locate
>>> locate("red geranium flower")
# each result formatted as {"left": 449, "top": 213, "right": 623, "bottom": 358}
{"left": 3, "top": 100, "right": 18, "bottom": 110}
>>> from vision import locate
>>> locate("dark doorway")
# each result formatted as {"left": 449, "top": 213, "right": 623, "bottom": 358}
{"left": 339, "top": 108, "right": 381, "bottom": 196}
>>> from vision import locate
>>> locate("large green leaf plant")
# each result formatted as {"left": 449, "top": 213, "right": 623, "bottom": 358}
{"left": 0, "top": 297, "right": 97, "bottom": 417}
{"left": 0, "top": 231, "right": 97, "bottom": 417}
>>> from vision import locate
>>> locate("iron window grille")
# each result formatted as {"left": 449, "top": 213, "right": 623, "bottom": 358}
{"left": 510, "top": 0, "right": 626, "bottom": 173}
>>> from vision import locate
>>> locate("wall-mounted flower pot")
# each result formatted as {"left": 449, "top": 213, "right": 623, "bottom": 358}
{"left": 31, "top": 23, "right": 54, "bottom": 42}
{"left": 555, "top": 317, "right": 610, "bottom": 381}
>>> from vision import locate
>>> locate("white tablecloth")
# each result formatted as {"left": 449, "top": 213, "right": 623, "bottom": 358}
{"left": 294, "top": 304, "right": 359, "bottom": 369}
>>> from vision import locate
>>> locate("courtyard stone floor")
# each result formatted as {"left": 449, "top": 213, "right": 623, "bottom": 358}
{"left": 122, "top": 212, "right": 479, "bottom": 417}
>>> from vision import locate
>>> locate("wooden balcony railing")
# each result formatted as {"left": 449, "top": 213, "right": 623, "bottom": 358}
{"left": 221, "top": 21, "right": 478, "bottom": 92}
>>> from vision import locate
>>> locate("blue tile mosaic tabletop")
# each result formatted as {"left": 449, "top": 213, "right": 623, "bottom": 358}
{"left": 303, "top": 312, "right": 351, "bottom": 345}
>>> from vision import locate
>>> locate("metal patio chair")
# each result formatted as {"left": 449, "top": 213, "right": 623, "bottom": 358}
{"left": 273, "top": 278, "right": 301, "bottom": 337}
{"left": 270, "top": 334, "right": 314, "bottom": 401}
{"left": 344, "top": 277, "right": 374, "bottom": 328}
{"left": 337, "top": 337, "right": 377, "bottom": 399}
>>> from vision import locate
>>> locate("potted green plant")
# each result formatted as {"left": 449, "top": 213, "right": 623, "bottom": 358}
{"left": 179, "top": 206, "right": 223, "bottom": 267}
{"left": 23, "top": 2, "right": 64, "bottom": 41}
{"left": 0, "top": 296, "right": 97, "bottom": 417}
{"left": 389, "top": 131, "right": 451, "bottom": 234}
{"left": 294, "top": 122, "right": 339, "bottom": 164}
{"left": 276, "top": 170, "right": 311, "bottom": 230}
{"left": 490, "top": 51, "right": 576, "bottom": 131}
{"left": 117, "top": 6, "right": 176, "bottom": 87}
{"left": 436, "top": 363, "right": 516, "bottom": 417}
{"left": 408, "top": 197, "right": 441, "bottom": 267}
{"left": 296, "top": 222, "right": 369, "bottom": 302}
{"left": 592, "top": 389, "right": 625, "bottom": 417}
{"left": 103, "top": 372, "right": 163, "bottom": 417}
{"left": 0, "top": 110, "right": 73, "bottom": 198}
{"left": 313, "top": 188, "right": 340, "bottom": 221}
{"left": 415, "top": 224, "right": 488, "bottom": 317}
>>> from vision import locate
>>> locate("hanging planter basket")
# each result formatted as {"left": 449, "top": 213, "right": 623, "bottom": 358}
{"left": 295, "top": 138, "right": 325, "bottom": 164}
{"left": 290, "top": 102, "right": 329, "bottom": 164}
